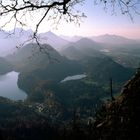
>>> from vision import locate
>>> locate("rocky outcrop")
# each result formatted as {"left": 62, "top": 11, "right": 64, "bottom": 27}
{"left": 95, "top": 69, "right": 140, "bottom": 140}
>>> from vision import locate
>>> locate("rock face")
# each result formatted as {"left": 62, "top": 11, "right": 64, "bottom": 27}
{"left": 95, "top": 69, "right": 140, "bottom": 140}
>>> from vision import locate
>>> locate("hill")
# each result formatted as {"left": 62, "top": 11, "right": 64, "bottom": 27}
{"left": 6, "top": 43, "right": 83, "bottom": 76}
{"left": 0, "top": 29, "right": 69, "bottom": 56}
{"left": 107, "top": 44, "right": 140, "bottom": 68}
{"left": 83, "top": 57, "right": 134, "bottom": 82}
{"left": 0, "top": 28, "right": 32, "bottom": 56}
{"left": 60, "top": 38, "right": 104, "bottom": 60}
{"left": 60, "top": 39, "right": 134, "bottom": 83}
{"left": 94, "top": 69, "right": 140, "bottom": 140}
{"left": 6, "top": 42, "right": 135, "bottom": 120}
{"left": 6, "top": 43, "right": 62, "bottom": 71}
{"left": 39, "top": 31, "right": 69, "bottom": 51}
{"left": 0, "top": 57, "right": 13, "bottom": 74}
{"left": 89, "top": 34, "right": 140, "bottom": 68}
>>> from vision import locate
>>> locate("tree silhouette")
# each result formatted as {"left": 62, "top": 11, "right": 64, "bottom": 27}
{"left": 110, "top": 77, "right": 115, "bottom": 101}
{"left": 0, "top": 0, "right": 139, "bottom": 37}
{"left": 0, "top": 0, "right": 139, "bottom": 53}
{"left": 0, "top": 0, "right": 85, "bottom": 37}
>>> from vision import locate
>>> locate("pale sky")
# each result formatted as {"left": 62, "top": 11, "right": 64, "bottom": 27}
{"left": 1, "top": 0, "right": 140, "bottom": 39}
{"left": 38, "top": 0, "right": 140, "bottom": 39}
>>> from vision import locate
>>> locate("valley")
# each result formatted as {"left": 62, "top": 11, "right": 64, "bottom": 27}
{"left": 0, "top": 29, "right": 140, "bottom": 139}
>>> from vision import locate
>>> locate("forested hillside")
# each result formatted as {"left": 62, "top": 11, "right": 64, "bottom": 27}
{"left": 94, "top": 69, "right": 140, "bottom": 140}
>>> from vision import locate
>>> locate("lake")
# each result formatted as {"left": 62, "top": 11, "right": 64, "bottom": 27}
{"left": 61, "top": 74, "right": 86, "bottom": 83}
{"left": 0, "top": 71, "right": 27, "bottom": 100}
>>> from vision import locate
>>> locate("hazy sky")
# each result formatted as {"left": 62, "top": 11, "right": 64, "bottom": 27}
{"left": 51, "top": 0, "right": 140, "bottom": 39}
{"left": 2, "top": 0, "right": 140, "bottom": 39}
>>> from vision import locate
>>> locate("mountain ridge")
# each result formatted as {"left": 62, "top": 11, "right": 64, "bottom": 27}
{"left": 1, "top": 28, "right": 140, "bottom": 56}
{"left": 0, "top": 57, "right": 13, "bottom": 74}
{"left": 91, "top": 34, "right": 139, "bottom": 44}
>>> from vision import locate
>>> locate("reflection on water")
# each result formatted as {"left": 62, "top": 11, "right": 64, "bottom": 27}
{"left": 0, "top": 71, "right": 27, "bottom": 100}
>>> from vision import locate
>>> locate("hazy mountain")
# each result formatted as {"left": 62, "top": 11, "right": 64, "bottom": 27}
{"left": 8, "top": 43, "right": 86, "bottom": 103}
{"left": 60, "top": 39, "right": 134, "bottom": 84}
{"left": 98, "top": 40, "right": 140, "bottom": 68}
{"left": 0, "top": 32, "right": 18, "bottom": 56}
{"left": 72, "top": 38, "right": 103, "bottom": 50}
{"left": 7, "top": 43, "right": 84, "bottom": 77}
{"left": 60, "top": 46, "right": 86, "bottom": 60}
{"left": 136, "top": 39, "right": 140, "bottom": 43}
{"left": 0, "top": 29, "right": 70, "bottom": 56}
{"left": 88, "top": 34, "right": 140, "bottom": 68}
{"left": 5, "top": 42, "right": 135, "bottom": 122}
{"left": 0, "top": 57, "right": 13, "bottom": 74}
{"left": 103, "top": 44, "right": 140, "bottom": 68}
{"left": 84, "top": 56, "right": 135, "bottom": 82}
{"left": 39, "top": 31, "right": 69, "bottom": 51}
{"left": 61, "top": 45, "right": 104, "bottom": 60}
{"left": 1, "top": 29, "right": 139, "bottom": 58}
{"left": 9, "top": 44, "right": 103, "bottom": 108}
{"left": 0, "top": 29, "right": 140, "bottom": 139}
{"left": 0, "top": 30, "right": 8, "bottom": 38}
{"left": 91, "top": 34, "right": 139, "bottom": 44}
{"left": 60, "top": 38, "right": 104, "bottom": 60}
{"left": 9, "top": 28, "right": 33, "bottom": 37}
{"left": 60, "top": 35, "right": 82, "bottom": 42}
{"left": 0, "top": 28, "right": 33, "bottom": 56}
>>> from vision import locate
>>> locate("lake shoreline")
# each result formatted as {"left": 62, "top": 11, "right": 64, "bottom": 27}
{"left": 0, "top": 71, "right": 27, "bottom": 101}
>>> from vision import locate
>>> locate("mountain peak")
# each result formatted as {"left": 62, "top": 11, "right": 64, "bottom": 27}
{"left": 100, "top": 34, "right": 126, "bottom": 38}
{"left": 37, "top": 31, "right": 69, "bottom": 51}
{"left": 45, "top": 31, "right": 57, "bottom": 37}
{"left": 77, "top": 37, "right": 98, "bottom": 44}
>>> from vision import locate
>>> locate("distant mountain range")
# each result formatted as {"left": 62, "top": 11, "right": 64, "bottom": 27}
{"left": 60, "top": 33, "right": 139, "bottom": 45}
{"left": 60, "top": 38, "right": 104, "bottom": 60}
{"left": 39, "top": 31, "right": 69, "bottom": 51}
{"left": 6, "top": 43, "right": 84, "bottom": 79}
{"left": 60, "top": 35, "right": 82, "bottom": 42}
{"left": 91, "top": 34, "right": 139, "bottom": 44}
{"left": 1, "top": 28, "right": 140, "bottom": 68}
{"left": 0, "top": 29, "right": 70, "bottom": 56}
{"left": 0, "top": 28, "right": 140, "bottom": 57}
{"left": 0, "top": 28, "right": 32, "bottom": 56}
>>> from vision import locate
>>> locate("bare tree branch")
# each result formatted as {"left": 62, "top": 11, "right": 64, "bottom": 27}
{"left": 0, "top": 0, "right": 139, "bottom": 31}
{"left": 0, "top": 0, "right": 86, "bottom": 46}
{"left": 0, "top": 0, "right": 139, "bottom": 55}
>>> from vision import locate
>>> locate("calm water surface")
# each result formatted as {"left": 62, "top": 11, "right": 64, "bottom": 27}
{"left": 61, "top": 74, "right": 86, "bottom": 83}
{"left": 0, "top": 71, "right": 27, "bottom": 100}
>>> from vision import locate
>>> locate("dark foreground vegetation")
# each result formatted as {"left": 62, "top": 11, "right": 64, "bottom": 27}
{"left": 0, "top": 68, "right": 140, "bottom": 140}
{"left": 0, "top": 36, "right": 140, "bottom": 139}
